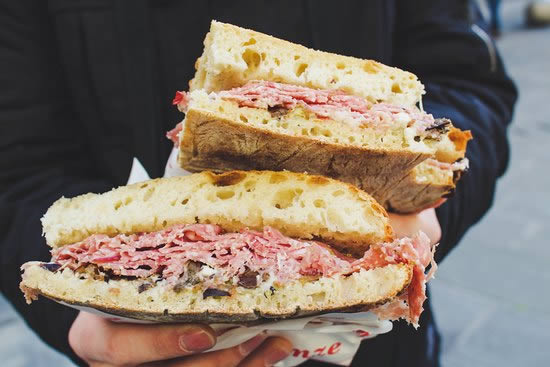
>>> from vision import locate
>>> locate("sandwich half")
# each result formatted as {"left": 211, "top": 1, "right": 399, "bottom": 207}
{"left": 168, "top": 21, "right": 472, "bottom": 213}
{"left": 20, "top": 171, "right": 435, "bottom": 325}
{"left": 384, "top": 157, "right": 469, "bottom": 212}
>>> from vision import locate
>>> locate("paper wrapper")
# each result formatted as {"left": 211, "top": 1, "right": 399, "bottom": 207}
{"left": 60, "top": 301, "right": 391, "bottom": 366}
{"left": 62, "top": 150, "right": 394, "bottom": 366}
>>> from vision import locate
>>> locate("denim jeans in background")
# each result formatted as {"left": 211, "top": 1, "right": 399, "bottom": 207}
{"left": 488, "top": 0, "right": 503, "bottom": 29}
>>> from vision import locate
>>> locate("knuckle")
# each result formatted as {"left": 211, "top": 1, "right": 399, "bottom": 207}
{"left": 192, "top": 347, "right": 243, "bottom": 367}
{"left": 68, "top": 322, "right": 84, "bottom": 357}
{"left": 222, "top": 346, "right": 247, "bottom": 366}
{"left": 68, "top": 316, "right": 91, "bottom": 360}
{"left": 101, "top": 331, "right": 124, "bottom": 365}
{"left": 153, "top": 328, "right": 181, "bottom": 356}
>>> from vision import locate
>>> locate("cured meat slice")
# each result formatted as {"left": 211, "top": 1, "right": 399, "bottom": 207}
{"left": 49, "top": 224, "right": 435, "bottom": 324}
{"left": 172, "top": 81, "right": 437, "bottom": 132}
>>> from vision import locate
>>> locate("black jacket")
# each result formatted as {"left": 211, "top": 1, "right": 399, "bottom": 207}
{"left": 0, "top": 1, "right": 516, "bottom": 366}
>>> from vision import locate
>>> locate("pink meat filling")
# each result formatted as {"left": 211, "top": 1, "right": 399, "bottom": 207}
{"left": 426, "top": 157, "right": 469, "bottom": 172}
{"left": 168, "top": 81, "right": 436, "bottom": 145}
{"left": 51, "top": 224, "right": 434, "bottom": 324}
{"left": 166, "top": 122, "right": 183, "bottom": 145}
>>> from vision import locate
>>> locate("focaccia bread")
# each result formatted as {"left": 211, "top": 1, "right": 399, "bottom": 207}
{"left": 169, "top": 21, "right": 472, "bottom": 213}
{"left": 21, "top": 171, "right": 435, "bottom": 325}
{"left": 190, "top": 21, "right": 424, "bottom": 108}
{"left": 41, "top": 170, "right": 393, "bottom": 255}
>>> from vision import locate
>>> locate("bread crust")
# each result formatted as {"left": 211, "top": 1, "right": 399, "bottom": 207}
{"left": 385, "top": 173, "right": 454, "bottom": 213}
{"left": 179, "top": 107, "right": 433, "bottom": 212}
{"left": 432, "top": 127, "right": 473, "bottom": 163}
{"left": 21, "top": 263, "right": 413, "bottom": 324}
{"left": 449, "top": 128, "right": 473, "bottom": 156}
{"left": 20, "top": 292, "right": 398, "bottom": 324}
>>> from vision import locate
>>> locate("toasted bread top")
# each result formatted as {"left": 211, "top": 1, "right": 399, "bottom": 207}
{"left": 190, "top": 21, "right": 425, "bottom": 108}
{"left": 42, "top": 171, "right": 393, "bottom": 256}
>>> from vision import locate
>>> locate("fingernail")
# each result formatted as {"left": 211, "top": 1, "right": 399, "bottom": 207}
{"left": 238, "top": 334, "right": 266, "bottom": 356}
{"left": 179, "top": 329, "right": 215, "bottom": 352}
{"left": 264, "top": 346, "right": 291, "bottom": 366}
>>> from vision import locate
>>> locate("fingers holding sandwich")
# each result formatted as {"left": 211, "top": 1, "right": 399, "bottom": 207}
{"left": 147, "top": 335, "right": 292, "bottom": 367}
{"left": 238, "top": 337, "right": 293, "bottom": 367}
{"left": 69, "top": 311, "right": 292, "bottom": 367}
{"left": 69, "top": 311, "right": 216, "bottom": 366}
{"left": 388, "top": 208, "right": 441, "bottom": 246}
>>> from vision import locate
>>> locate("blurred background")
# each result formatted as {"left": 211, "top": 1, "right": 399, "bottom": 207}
{"left": 430, "top": 0, "right": 550, "bottom": 366}
{"left": 1, "top": 0, "right": 549, "bottom": 365}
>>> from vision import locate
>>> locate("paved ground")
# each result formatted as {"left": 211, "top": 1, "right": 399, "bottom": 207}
{"left": 1, "top": 1, "right": 548, "bottom": 366}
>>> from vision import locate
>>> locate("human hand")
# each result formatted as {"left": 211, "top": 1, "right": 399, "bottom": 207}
{"left": 388, "top": 208, "right": 441, "bottom": 246}
{"left": 69, "top": 311, "right": 292, "bottom": 367}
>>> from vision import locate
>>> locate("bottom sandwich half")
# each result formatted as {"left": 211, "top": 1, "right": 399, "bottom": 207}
{"left": 21, "top": 262, "right": 412, "bottom": 324}
{"left": 20, "top": 172, "right": 436, "bottom": 326}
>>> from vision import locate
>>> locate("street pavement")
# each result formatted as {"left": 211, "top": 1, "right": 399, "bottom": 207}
{"left": 1, "top": 1, "right": 548, "bottom": 365}
{"left": 431, "top": 1, "right": 550, "bottom": 366}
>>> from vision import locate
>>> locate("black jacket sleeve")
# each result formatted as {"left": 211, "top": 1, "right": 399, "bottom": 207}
{"left": 394, "top": 0, "right": 517, "bottom": 262}
{"left": 0, "top": 1, "right": 114, "bottom": 364}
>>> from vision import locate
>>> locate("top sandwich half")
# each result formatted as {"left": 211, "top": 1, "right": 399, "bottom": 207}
{"left": 171, "top": 21, "right": 471, "bottom": 213}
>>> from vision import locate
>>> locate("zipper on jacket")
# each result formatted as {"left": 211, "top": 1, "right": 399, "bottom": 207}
{"left": 470, "top": 23, "right": 498, "bottom": 73}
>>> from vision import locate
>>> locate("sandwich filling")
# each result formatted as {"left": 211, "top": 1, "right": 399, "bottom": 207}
{"left": 39, "top": 224, "right": 435, "bottom": 324}
{"left": 168, "top": 80, "right": 449, "bottom": 145}
{"left": 425, "top": 157, "right": 469, "bottom": 172}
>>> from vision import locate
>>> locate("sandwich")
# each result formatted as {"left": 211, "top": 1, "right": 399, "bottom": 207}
{"left": 167, "top": 21, "right": 472, "bottom": 213}
{"left": 20, "top": 171, "right": 435, "bottom": 325}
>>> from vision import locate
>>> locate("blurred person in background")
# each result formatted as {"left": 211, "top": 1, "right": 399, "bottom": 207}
{"left": 0, "top": 1, "right": 516, "bottom": 366}
{"left": 487, "top": 0, "right": 503, "bottom": 36}
{"left": 526, "top": 0, "right": 550, "bottom": 26}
